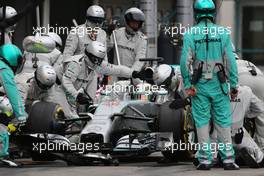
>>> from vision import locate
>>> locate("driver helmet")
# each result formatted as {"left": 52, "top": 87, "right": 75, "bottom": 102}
{"left": 153, "top": 64, "right": 175, "bottom": 88}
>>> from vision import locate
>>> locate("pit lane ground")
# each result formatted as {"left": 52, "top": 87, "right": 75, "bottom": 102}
{"left": 1, "top": 154, "right": 264, "bottom": 176}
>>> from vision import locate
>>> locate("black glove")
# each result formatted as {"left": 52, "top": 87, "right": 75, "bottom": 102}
{"left": 56, "top": 76, "right": 61, "bottom": 85}
{"left": 249, "top": 66, "right": 257, "bottom": 76}
{"left": 132, "top": 70, "right": 146, "bottom": 80}
{"left": 76, "top": 93, "right": 92, "bottom": 105}
{"left": 132, "top": 67, "right": 154, "bottom": 82}
{"left": 230, "top": 88, "right": 238, "bottom": 101}
{"left": 169, "top": 98, "right": 191, "bottom": 110}
{"left": 234, "top": 128, "right": 244, "bottom": 144}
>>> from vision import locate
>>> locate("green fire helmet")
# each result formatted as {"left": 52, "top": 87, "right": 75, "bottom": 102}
{"left": 193, "top": 0, "right": 216, "bottom": 22}
{"left": 0, "top": 44, "right": 24, "bottom": 73}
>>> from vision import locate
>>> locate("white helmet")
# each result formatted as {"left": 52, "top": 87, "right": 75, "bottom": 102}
{"left": 86, "top": 5, "right": 105, "bottom": 26}
{"left": 0, "top": 6, "right": 17, "bottom": 19}
{"left": 35, "top": 65, "right": 57, "bottom": 90}
{"left": 85, "top": 41, "right": 106, "bottom": 65}
{"left": 46, "top": 32, "right": 62, "bottom": 47}
{"left": 153, "top": 64, "right": 174, "bottom": 86}
{"left": 0, "top": 6, "right": 17, "bottom": 32}
{"left": 0, "top": 96, "right": 13, "bottom": 115}
{"left": 124, "top": 7, "right": 145, "bottom": 34}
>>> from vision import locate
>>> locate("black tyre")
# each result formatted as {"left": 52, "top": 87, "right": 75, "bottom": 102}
{"left": 31, "top": 152, "right": 56, "bottom": 161}
{"left": 158, "top": 101, "right": 188, "bottom": 161}
{"left": 25, "top": 101, "right": 64, "bottom": 134}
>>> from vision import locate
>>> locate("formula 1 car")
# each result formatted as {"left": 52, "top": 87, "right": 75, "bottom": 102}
{"left": 7, "top": 58, "right": 195, "bottom": 166}
{"left": 8, "top": 88, "right": 192, "bottom": 165}
{"left": 8, "top": 84, "right": 193, "bottom": 165}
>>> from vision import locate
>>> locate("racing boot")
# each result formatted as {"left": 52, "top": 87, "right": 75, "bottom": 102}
{"left": 193, "top": 158, "right": 221, "bottom": 168}
{"left": 223, "top": 162, "right": 240, "bottom": 170}
{"left": 0, "top": 157, "right": 22, "bottom": 167}
{"left": 259, "top": 157, "right": 264, "bottom": 168}
{"left": 193, "top": 158, "right": 199, "bottom": 167}
{"left": 196, "top": 163, "right": 212, "bottom": 170}
{"left": 239, "top": 147, "right": 259, "bottom": 168}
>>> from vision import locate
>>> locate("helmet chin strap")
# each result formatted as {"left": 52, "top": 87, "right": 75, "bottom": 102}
{"left": 84, "top": 55, "right": 97, "bottom": 69}
{"left": 34, "top": 73, "right": 50, "bottom": 90}
{"left": 125, "top": 25, "right": 137, "bottom": 36}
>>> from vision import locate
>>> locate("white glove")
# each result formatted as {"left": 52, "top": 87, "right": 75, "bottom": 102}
{"left": 14, "top": 113, "right": 28, "bottom": 125}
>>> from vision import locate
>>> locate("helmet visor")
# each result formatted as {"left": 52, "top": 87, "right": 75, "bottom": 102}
{"left": 87, "top": 16, "right": 105, "bottom": 26}
{"left": 85, "top": 49, "right": 103, "bottom": 66}
{"left": 125, "top": 13, "right": 145, "bottom": 22}
{"left": 194, "top": 8, "right": 215, "bottom": 14}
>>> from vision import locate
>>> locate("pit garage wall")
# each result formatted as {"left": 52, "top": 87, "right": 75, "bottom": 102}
{"left": 140, "top": 0, "right": 158, "bottom": 58}
{"left": 216, "top": 0, "right": 264, "bottom": 65}
{"left": 9, "top": 0, "right": 180, "bottom": 63}
{"left": 8, "top": 0, "right": 239, "bottom": 64}
{"left": 216, "top": 0, "right": 236, "bottom": 48}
